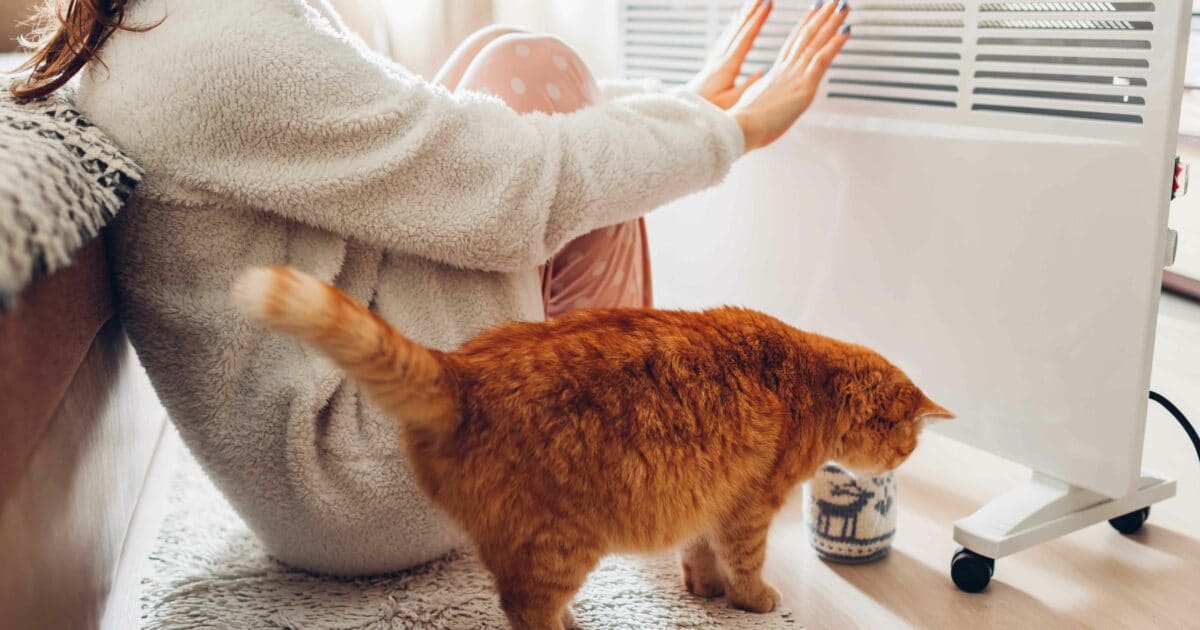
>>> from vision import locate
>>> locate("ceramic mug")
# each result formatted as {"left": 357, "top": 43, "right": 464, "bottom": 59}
{"left": 806, "top": 463, "right": 897, "bottom": 563}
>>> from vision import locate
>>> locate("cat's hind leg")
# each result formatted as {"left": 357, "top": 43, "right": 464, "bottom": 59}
{"left": 680, "top": 536, "right": 725, "bottom": 598}
{"left": 713, "top": 504, "right": 781, "bottom": 613}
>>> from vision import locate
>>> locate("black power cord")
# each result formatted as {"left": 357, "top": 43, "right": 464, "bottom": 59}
{"left": 1149, "top": 390, "right": 1200, "bottom": 464}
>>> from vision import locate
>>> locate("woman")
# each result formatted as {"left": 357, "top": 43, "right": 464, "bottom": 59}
{"left": 12, "top": 0, "right": 849, "bottom": 574}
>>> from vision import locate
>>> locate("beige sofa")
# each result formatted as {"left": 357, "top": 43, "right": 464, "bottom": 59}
{"left": 0, "top": 234, "right": 174, "bottom": 629}
{"left": 0, "top": 3, "right": 175, "bottom": 624}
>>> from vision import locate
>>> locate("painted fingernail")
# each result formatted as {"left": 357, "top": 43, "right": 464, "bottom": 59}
{"left": 838, "top": 0, "right": 849, "bottom": 12}
{"left": 813, "top": 0, "right": 824, "bottom": 8}
{"left": 839, "top": 24, "right": 851, "bottom": 35}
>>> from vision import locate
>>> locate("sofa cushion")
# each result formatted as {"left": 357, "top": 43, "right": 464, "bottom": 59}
{"left": 0, "top": 237, "right": 114, "bottom": 505}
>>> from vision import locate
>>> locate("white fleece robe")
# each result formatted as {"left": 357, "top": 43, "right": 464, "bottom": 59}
{"left": 74, "top": 0, "right": 744, "bottom": 574}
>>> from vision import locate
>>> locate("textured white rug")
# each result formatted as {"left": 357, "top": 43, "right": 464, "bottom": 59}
{"left": 141, "top": 453, "right": 800, "bottom": 629}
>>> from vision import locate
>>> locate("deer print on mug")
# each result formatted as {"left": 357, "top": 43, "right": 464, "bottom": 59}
{"left": 808, "top": 464, "right": 898, "bottom": 563}
{"left": 814, "top": 477, "right": 876, "bottom": 540}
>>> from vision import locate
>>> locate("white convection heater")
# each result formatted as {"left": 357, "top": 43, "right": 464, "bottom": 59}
{"left": 617, "top": 0, "right": 1190, "bottom": 591}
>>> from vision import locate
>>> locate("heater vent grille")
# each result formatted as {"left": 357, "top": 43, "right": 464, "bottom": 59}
{"left": 971, "top": 2, "right": 1153, "bottom": 125}
{"left": 620, "top": 3, "right": 710, "bottom": 85}
{"left": 828, "top": 2, "right": 966, "bottom": 109}
{"left": 855, "top": 2, "right": 966, "bottom": 9}
{"left": 979, "top": 1, "right": 1155, "bottom": 11}
{"left": 979, "top": 1, "right": 1156, "bottom": 11}
{"left": 619, "top": 0, "right": 1160, "bottom": 128}
{"left": 978, "top": 19, "right": 1153, "bottom": 29}
{"left": 854, "top": 18, "right": 967, "bottom": 25}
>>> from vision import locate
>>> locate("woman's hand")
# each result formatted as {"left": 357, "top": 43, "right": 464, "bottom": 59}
{"left": 688, "top": 0, "right": 773, "bottom": 110}
{"left": 731, "top": 1, "right": 850, "bottom": 151}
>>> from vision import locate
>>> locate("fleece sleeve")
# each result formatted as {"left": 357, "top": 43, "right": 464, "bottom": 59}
{"left": 141, "top": 10, "right": 743, "bottom": 274}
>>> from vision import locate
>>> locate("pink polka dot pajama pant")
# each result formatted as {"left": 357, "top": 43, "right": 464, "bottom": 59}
{"left": 434, "top": 27, "right": 653, "bottom": 317}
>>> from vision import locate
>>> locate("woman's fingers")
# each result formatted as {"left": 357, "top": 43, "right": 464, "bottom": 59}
{"left": 730, "top": 1, "right": 852, "bottom": 151}
{"left": 690, "top": 0, "right": 775, "bottom": 108}
{"left": 776, "top": 3, "right": 812, "bottom": 61}
{"left": 795, "top": 2, "right": 850, "bottom": 69}
{"left": 778, "top": 1, "right": 836, "bottom": 68}
{"left": 718, "top": 0, "right": 763, "bottom": 54}
{"left": 726, "top": 0, "right": 773, "bottom": 63}
{"left": 713, "top": 0, "right": 753, "bottom": 54}
{"left": 806, "top": 25, "right": 851, "bottom": 78}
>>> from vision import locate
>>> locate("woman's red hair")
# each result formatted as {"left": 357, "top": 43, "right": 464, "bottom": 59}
{"left": 9, "top": 0, "right": 157, "bottom": 99}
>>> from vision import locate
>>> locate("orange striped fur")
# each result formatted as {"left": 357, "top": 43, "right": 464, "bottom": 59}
{"left": 232, "top": 266, "right": 951, "bottom": 630}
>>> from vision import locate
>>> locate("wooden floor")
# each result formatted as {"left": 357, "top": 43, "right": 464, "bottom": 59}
{"left": 763, "top": 293, "right": 1200, "bottom": 629}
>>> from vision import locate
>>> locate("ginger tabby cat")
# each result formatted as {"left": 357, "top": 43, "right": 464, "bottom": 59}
{"left": 232, "top": 266, "right": 952, "bottom": 629}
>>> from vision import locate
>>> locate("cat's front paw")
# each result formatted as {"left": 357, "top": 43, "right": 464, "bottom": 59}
{"left": 682, "top": 561, "right": 725, "bottom": 598}
{"left": 728, "top": 581, "right": 780, "bottom": 614}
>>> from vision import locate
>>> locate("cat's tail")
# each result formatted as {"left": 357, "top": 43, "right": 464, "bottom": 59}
{"left": 231, "top": 266, "right": 459, "bottom": 439}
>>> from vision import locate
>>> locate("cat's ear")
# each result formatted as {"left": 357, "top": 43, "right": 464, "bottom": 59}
{"left": 915, "top": 395, "right": 955, "bottom": 422}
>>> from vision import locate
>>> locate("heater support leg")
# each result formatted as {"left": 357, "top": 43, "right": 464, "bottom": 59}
{"left": 953, "top": 469, "right": 1175, "bottom": 559}
{"left": 949, "top": 469, "right": 1175, "bottom": 592}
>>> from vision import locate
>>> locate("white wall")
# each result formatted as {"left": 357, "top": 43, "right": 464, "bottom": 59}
{"left": 379, "top": 0, "right": 495, "bottom": 77}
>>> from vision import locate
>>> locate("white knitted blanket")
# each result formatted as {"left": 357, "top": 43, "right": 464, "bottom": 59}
{"left": 0, "top": 86, "right": 141, "bottom": 308}
{"left": 141, "top": 452, "right": 800, "bottom": 629}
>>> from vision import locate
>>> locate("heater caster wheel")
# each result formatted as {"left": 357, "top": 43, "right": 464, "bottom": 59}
{"left": 1108, "top": 507, "right": 1150, "bottom": 535}
{"left": 951, "top": 547, "right": 994, "bottom": 593}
